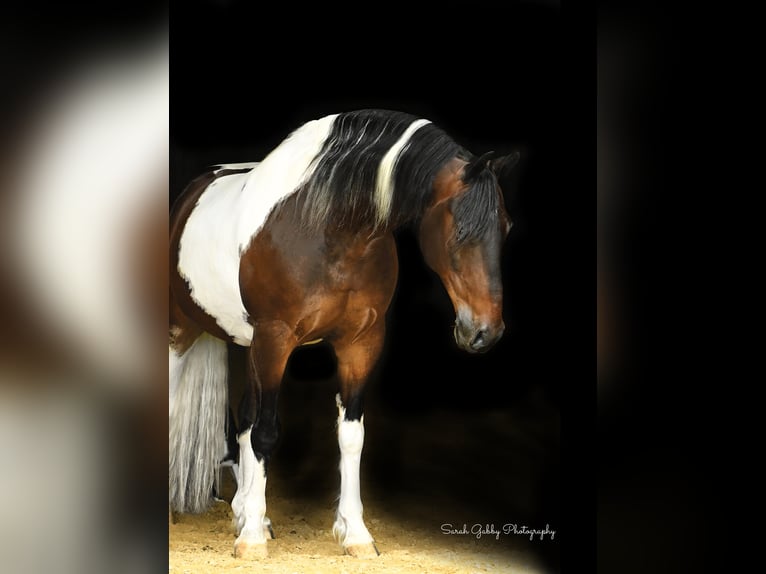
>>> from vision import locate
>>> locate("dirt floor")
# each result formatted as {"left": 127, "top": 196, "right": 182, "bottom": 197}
{"left": 170, "top": 491, "right": 545, "bottom": 574}
{"left": 170, "top": 347, "right": 559, "bottom": 573}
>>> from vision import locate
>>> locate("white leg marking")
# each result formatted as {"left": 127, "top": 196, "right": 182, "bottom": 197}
{"left": 231, "top": 427, "right": 272, "bottom": 555}
{"left": 333, "top": 394, "right": 376, "bottom": 550}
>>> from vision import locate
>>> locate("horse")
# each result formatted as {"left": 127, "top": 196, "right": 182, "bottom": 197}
{"left": 169, "top": 109, "right": 520, "bottom": 559}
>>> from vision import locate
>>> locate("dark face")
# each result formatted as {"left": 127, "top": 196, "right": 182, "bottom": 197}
{"left": 419, "top": 180, "right": 512, "bottom": 353}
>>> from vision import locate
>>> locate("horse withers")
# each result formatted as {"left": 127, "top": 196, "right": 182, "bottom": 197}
{"left": 169, "top": 110, "right": 520, "bottom": 558}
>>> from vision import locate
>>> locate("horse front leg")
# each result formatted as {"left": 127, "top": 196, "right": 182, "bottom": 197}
{"left": 332, "top": 321, "right": 384, "bottom": 558}
{"left": 231, "top": 320, "right": 294, "bottom": 559}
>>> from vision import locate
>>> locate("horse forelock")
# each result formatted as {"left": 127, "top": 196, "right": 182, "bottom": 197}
{"left": 452, "top": 169, "right": 502, "bottom": 245}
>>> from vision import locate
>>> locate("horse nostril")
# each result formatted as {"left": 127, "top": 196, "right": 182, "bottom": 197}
{"left": 470, "top": 328, "right": 488, "bottom": 349}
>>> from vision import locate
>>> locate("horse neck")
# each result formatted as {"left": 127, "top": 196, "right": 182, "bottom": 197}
{"left": 430, "top": 157, "right": 469, "bottom": 207}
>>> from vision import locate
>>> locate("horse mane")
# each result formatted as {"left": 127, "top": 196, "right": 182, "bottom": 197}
{"left": 275, "top": 109, "right": 498, "bottom": 238}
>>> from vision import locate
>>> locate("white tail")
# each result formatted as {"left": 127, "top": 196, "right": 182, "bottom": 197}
{"left": 169, "top": 333, "right": 228, "bottom": 513}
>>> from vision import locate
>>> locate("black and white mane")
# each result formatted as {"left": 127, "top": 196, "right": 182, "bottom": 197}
{"left": 284, "top": 109, "right": 500, "bottom": 241}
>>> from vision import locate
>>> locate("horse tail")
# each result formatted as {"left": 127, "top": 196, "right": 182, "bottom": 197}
{"left": 169, "top": 333, "right": 228, "bottom": 513}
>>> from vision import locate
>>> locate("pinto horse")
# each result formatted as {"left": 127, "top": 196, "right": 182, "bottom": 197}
{"left": 169, "top": 109, "right": 520, "bottom": 558}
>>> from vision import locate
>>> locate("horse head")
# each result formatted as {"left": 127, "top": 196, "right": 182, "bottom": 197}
{"left": 419, "top": 151, "right": 520, "bottom": 353}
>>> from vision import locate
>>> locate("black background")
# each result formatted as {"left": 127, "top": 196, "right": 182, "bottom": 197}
{"left": 172, "top": 1, "right": 593, "bottom": 571}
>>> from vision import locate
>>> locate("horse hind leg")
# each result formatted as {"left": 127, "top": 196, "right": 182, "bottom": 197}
{"left": 230, "top": 427, "right": 271, "bottom": 558}
{"left": 231, "top": 321, "right": 293, "bottom": 559}
{"left": 217, "top": 406, "right": 240, "bottom": 493}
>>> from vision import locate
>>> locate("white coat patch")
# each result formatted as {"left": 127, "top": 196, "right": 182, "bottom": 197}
{"left": 177, "top": 115, "right": 338, "bottom": 345}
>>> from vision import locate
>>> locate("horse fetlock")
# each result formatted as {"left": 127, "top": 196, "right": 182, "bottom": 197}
{"left": 230, "top": 495, "right": 245, "bottom": 533}
{"left": 230, "top": 515, "right": 243, "bottom": 535}
{"left": 333, "top": 512, "right": 376, "bottom": 554}
{"left": 230, "top": 515, "right": 273, "bottom": 539}
{"left": 332, "top": 514, "right": 347, "bottom": 543}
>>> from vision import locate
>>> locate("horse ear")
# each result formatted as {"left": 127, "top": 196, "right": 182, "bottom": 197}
{"left": 462, "top": 151, "right": 496, "bottom": 183}
{"left": 489, "top": 151, "right": 521, "bottom": 180}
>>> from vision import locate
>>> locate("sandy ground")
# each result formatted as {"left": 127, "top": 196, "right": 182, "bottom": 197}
{"left": 170, "top": 492, "right": 545, "bottom": 574}
{"left": 170, "top": 349, "right": 559, "bottom": 573}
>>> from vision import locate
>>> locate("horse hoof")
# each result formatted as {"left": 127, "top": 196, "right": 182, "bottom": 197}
{"left": 344, "top": 542, "right": 380, "bottom": 558}
{"left": 233, "top": 540, "right": 268, "bottom": 559}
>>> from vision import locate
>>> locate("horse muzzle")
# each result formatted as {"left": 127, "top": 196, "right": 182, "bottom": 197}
{"left": 453, "top": 316, "right": 505, "bottom": 354}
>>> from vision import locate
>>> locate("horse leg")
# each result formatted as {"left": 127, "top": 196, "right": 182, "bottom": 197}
{"left": 332, "top": 323, "right": 383, "bottom": 558}
{"left": 231, "top": 321, "right": 294, "bottom": 559}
